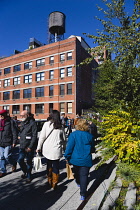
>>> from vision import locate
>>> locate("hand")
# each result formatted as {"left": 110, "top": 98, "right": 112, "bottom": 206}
{"left": 26, "top": 148, "right": 31, "bottom": 152}
{"left": 36, "top": 149, "right": 40, "bottom": 153}
{"left": 12, "top": 144, "right": 16, "bottom": 148}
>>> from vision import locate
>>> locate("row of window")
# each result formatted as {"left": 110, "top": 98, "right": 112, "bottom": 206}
{"left": 3, "top": 102, "right": 72, "bottom": 114}
{"left": 0, "top": 52, "right": 72, "bottom": 75}
{"left": 3, "top": 83, "right": 72, "bottom": 100}
{"left": 1, "top": 67, "right": 72, "bottom": 87}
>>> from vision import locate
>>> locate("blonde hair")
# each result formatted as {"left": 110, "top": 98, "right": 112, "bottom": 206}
{"left": 76, "top": 119, "right": 89, "bottom": 131}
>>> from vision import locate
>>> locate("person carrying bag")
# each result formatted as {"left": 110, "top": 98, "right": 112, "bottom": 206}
{"left": 36, "top": 110, "right": 66, "bottom": 190}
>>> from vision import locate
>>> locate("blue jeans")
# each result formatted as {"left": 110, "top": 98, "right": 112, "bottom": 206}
{"left": 18, "top": 149, "right": 34, "bottom": 179}
{"left": 73, "top": 165, "right": 90, "bottom": 197}
{"left": 0, "top": 146, "right": 16, "bottom": 173}
{"left": 46, "top": 159, "right": 59, "bottom": 174}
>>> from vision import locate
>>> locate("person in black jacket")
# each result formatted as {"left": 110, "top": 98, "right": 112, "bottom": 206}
{"left": 18, "top": 110, "right": 37, "bottom": 183}
{"left": 0, "top": 110, "right": 18, "bottom": 177}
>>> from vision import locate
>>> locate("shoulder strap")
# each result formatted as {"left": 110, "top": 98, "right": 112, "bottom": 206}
{"left": 43, "top": 128, "right": 54, "bottom": 144}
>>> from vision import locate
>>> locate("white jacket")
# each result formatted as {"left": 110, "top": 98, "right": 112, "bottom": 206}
{"left": 37, "top": 121, "right": 66, "bottom": 160}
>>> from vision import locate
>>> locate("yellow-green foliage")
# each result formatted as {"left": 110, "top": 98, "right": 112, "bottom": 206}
{"left": 101, "top": 110, "right": 140, "bottom": 164}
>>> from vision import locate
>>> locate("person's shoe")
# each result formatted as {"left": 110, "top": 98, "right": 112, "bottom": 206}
{"left": 80, "top": 196, "right": 85, "bottom": 201}
{"left": 12, "top": 164, "right": 17, "bottom": 172}
{"left": 26, "top": 178, "right": 32, "bottom": 183}
{"left": 21, "top": 173, "right": 27, "bottom": 179}
{"left": 0, "top": 173, "right": 6, "bottom": 178}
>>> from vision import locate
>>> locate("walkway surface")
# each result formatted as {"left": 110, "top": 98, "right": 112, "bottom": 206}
{"left": 0, "top": 145, "right": 137, "bottom": 210}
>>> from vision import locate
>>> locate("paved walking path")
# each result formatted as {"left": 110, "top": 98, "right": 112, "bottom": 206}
{"left": 0, "top": 146, "right": 137, "bottom": 210}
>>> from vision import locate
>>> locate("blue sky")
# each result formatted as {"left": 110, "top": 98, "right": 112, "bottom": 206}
{"left": 0, "top": 0, "right": 134, "bottom": 58}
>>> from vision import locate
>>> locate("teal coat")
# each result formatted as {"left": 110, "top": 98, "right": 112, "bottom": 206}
{"left": 64, "top": 130, "right": 94, "bottom": 167}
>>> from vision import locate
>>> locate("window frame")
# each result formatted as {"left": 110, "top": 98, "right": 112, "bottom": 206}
{"left": 4, "top": 79, "right": 10, "bottom": 87}
{"left": 49, "top": 56, "right": 54, "bottom": 64}
{"left": 49, "top": 70, "right": 54, "bottom": 80}
{"left": 67, "top": 52, "right": 72, "bottom": 60}
{"left": 12, "top": 105, "right": 20, "bottom": 114}
{"left": 3, "top": 91, "right": 10, "bottom": 100}
{"left": 24, "top": 62, "right": 32, "bottom": 70}
{"left": 13, "top": 90, "right": 20, "bottom": 99}
{"left": 36, "top": 72, "right": 45, "bottom": 82}
{"left": 35, "top": 104, "right": 44, "bottom": 114}
{"left": 36, "top": 58, "right": 45, "bottom": 67}
{"left": 67, "top": 83, "right": 72, "bottom": 95}
{"left": 67, "top": 66, "right": 72, "bottom": 77}
{"left": 67, "top": 102, "right": 72, "bottom": 113}
{"left": 60, "top": 102, "right": 65, "bottom": 113}
{"left": 4, "top": 67, "right": 11, "bottom": 74}
{"left": 60, "top": 53, "right": 65, "bottom": 62}
{"left": 13, "top": 77, "right": 20, "bottom": 85}
{"left": 24, "top": 74, "right": 32, "bottom": 83}
{"left": 60, "top": 84, "right": 65, "bottom": 95}
{"left": 60, "top": 68, "right": 65, "bottom": 78}
{"left": 35, "top": 87, "right": 44, "bottom": 97}
{"left": 13, "top": 65, "right": 21, "bottom": 72}
{"left": 23, "top": 88, "right": 32, "bottom": 98}
{"left": 49, "top": 85, "right": 54, "bottom": 96}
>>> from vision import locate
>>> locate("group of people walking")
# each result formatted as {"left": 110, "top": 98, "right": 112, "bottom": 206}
{"left": 0, "top": 109, "right": 97, "bottom": 201}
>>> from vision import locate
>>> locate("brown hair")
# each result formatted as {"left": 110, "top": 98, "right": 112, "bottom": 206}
{"left": 76, "top": 119, "right": 89, "bottom": 131}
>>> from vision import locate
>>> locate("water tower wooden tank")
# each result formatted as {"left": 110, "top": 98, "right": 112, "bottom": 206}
{"left": 48, "top": 11, "right": 66, "bottom": 43}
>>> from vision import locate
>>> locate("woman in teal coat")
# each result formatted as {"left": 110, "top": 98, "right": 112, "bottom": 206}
{"left": 64, "top": 119, "right": 94, "bottom": 200}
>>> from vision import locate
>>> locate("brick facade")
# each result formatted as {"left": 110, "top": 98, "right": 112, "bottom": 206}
{"left": 0, "top": 36, "right": 96, "bottom": 120}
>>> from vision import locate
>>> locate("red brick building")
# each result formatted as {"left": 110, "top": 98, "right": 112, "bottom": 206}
{"left": 0, "top": 36, "right": 97, "bottom": 120}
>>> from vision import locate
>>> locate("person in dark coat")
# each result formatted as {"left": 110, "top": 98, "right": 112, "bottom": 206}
{"left": 0, "top": 110, "right": 18, "bottom": 177}
{"left": 18, "top": 110, "right": 37, "bottom": 183}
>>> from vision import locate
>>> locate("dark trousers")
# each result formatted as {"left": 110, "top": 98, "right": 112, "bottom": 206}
{"left": 18, "top": 149, "right": 34, "bottom": 179}
{"left": 73, "top": 165, "right": 90, "bottom": 197}
{"left": 46, "top": 159, "right": 59, "bottom": 174}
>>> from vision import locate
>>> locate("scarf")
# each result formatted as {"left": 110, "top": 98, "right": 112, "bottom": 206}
{"left": 0, "top": 119, "right": 6, "bottom": 131}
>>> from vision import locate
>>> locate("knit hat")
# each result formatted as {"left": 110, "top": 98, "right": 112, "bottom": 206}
{"left": 0, "top": 109, "right": 8, "bottom": 116}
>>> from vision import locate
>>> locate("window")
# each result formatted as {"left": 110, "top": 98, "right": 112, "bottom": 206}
{"left": 49, "top": 103, "right": 53, "bottom": 113}
{"left": 4, "top": 67, "right": 11, "bottom": 74}
{"left": 3, "top": 105, "right": 9, "bottom": 111}
{"left": 23, "top": 104, "right": 31, "bottom": 112}
{"left": 67, "top": 52, "right": 72, "bottom": 60}
{"left": 13, "top": 90, "right": 20, "bottom": 99}
{"left": 0, "top": 81, "right": 1, "bottom": 87}
{"left": 13, "top": 77, "right": 20, "bottom": 85}
{"left": 60, "top": 84, "right": 65, "bottom": 95}
{"left": 24, "top": 62, "right": 32, "bottom": 70}
{"left": 36, "top": 58, "right": 45, "bottom": 67}
{"left": 60, "top": 102, "right": 65, "bottom": 113}
{"left": 67, "top": 67, "right": 72, "bottom": 76}
{"left": 13, "top": 65, "right": 21, "bottom": 72}
{"left": 4, "top": 79, "right": 10, "bottom": 87}
{"left": 49, "top": 56, "right": 54, "bottom": 64}
{"left": 35, "top": 87, "right": 44, "bottom": 97}
{"left": 49, "top": 70, "right": 54, "bottom": 80}
{"left": 67, "top": 102, "right": 72, "bottom": 113}
{"left": 3, "top": 91, "right": 10, "bottom": 100}
{"left": 60, "top": 53, "right": 65, "bottom": 62}
{"left": 49, "top": 85, "right": 54, "bottom": 96}
{"left": 0, "top": 70, "right": 2, "bottom": 75}
{"left": 36, "top": 72, "right": 45, "bottom": 82}
{"left": 12, "top": 105, "right": 20, "bottom": 114}
{"left": 35, "top": 104, "right": 44, "bottom": 114}
{"left": 67, "top": 83, "right": 72, "bottom": 95}
{"left": 60, "top": 68, "right": 65, "bottom": 78}
{"left": 24, "top": 74, "right": 32, "bottom": 83}
{"left": 23, "top": 89, "right": 32, "bottom": 98}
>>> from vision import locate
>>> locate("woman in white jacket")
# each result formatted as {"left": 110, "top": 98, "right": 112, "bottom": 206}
{"left": 36, "top": 110, "right": 66, "bottom": 189}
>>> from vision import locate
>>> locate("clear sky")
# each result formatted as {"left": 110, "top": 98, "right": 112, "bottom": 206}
{"left": 0, "top": 0, "right": 134, "bottom": 58}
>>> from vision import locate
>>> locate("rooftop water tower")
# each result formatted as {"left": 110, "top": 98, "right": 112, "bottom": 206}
{"left": 48, "top": 11, "right": 66, "bottom": 43}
